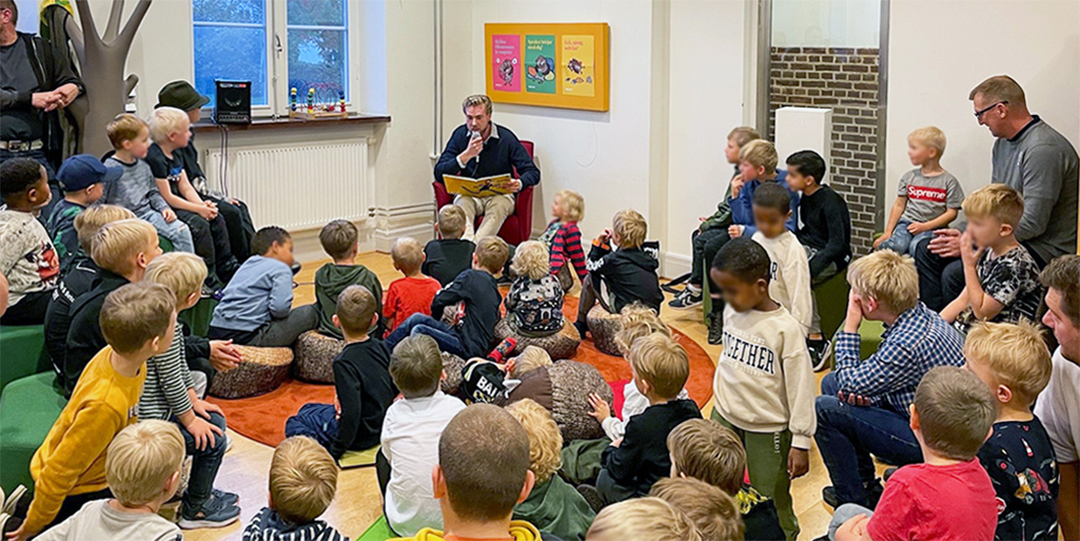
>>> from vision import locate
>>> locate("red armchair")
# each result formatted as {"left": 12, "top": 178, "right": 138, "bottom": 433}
{"left": 433, "top": 140, "right": 535, "bottom": 246}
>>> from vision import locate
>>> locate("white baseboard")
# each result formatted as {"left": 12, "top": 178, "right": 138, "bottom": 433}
{"left": 661, "top": 250, "right": 692, "bottom": 280}
{"left": 372, "top": 203, "right": 437, "bottom": 253}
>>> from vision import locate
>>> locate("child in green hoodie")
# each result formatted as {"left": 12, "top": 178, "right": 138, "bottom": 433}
{"left": 506, "top": 399, "right": 596, "bottom": 541}
{"left": 315, "top": 220, "right": 383, "bottom": 339}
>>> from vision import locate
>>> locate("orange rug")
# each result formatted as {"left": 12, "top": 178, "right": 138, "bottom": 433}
{"left": 208, "top": 297, "right": 715, "bottom": 448}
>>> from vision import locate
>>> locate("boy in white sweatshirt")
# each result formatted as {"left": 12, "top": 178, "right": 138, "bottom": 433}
{"left": 709, "top": 237, "right": 816, "bottom": 541}
{"left": 749, "top": 182, "right": 812, "bottom": 337}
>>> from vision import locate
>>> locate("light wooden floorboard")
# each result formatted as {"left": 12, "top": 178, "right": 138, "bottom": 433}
{"left": 184, "top": 251, "right": 841, "bottom": 541}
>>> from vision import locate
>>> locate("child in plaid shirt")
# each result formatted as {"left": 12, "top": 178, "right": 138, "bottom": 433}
{"left": 815, "top": 250, "right": 965, "bottom": 510}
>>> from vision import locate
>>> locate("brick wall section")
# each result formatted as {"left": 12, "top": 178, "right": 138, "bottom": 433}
{"left": 768, "top": 46, "right": 880, "bottom": 255}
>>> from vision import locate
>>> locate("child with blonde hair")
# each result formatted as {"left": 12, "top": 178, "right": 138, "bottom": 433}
{"left": 43, "top": 205, "right": 135, "bottom": 380}
{"left": 34, "top": 421, "right": 186, "bottom": 540}
{"left": 967, "top": 321, "right": 1058, "bottom": 540}
{"left": 14, "top": 283, "right": 176, "bottom": 539}
{"left": 506, "top": 240, "right": 565, "bottom": 337}
{"left": 63, "top": 219, "right": 163, "bottom": 395}
{"left": 591, "top": 333, "right": 700, "bottom": 505}
{"left": 576, "top": 209, "right": 662, "bottom": 338}
{"left": 539, "top": 189, "right": 587, "bottom": 290}
{"left": 726, "top": 139, "right": 799, "bottom": 242}
{"left": 385, "top": 236, "right": 442, "bottom": 333}
{"left": 942, "top": 184, "right": 1042, "bottom": 334}
{"left": 244, "top": 436, "right": 347, "bottom": 540}
{"left": 143, "top": 252, "right": 239, "bottom": 529}
{"left": 316, "top": 219, "right": 384, "bottom": 338}
{"left": 650, "top": 477, "right": 744, "bottom": 541}
{"left": 668, "top": 418, "right": 786, "bottom": 540}
{"left": 586, "top": 497, "right": 701, "bottom": 541}
{"left": 146, "top": 106, "right": 238, "bottom": 288}
{"left": 103, "top": 113, "right": 194, "bottom": 254}
{"left": 507, "top": 399, "right": 595, "bottom": 541}
{"left": 586, "top": 304, "right": 688, "bottom": 441}
{"left": 817, "top": 249, "right": 964, "bottom": 515}
{"left": 424, "top": 204, "right": 475, "bottom": 286}
{"left": 876, "top": 126, "right": 963, "bottom": 255}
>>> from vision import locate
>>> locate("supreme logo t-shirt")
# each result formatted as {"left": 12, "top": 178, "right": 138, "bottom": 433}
{"left": 898, "top": 168, "right": 964, "bottom": 224}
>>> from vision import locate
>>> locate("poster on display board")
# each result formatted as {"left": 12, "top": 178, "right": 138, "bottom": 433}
{"left": 485, "top": 23, "right": 609, "bottom": 112}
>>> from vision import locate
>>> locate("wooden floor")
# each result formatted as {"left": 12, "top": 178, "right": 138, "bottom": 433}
{"left": 184, "top": 251, "right": 839, "bottom": 541}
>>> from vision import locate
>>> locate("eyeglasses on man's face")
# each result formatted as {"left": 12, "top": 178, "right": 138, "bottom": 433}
{"left": 974, "top": 101, "right": 1008, "bottom": 119}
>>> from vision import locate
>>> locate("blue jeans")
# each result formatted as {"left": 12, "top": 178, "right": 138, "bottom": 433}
{"left": 173, "top": 411, "right": 227, "bottom": 512}
{"left": 384, "top": 313, "right": 466, "bottom": 357}
{"left": 814, "top": 373, "right": 922, "bottom": 507}
{"left": 828, "top": 504, "right": 874, "bottom": 540}
{"left": 139, "top": 209, "right": 195, "bottom": 253}
{"left": 876, "top": 220, "right": 935, "bottom": 256}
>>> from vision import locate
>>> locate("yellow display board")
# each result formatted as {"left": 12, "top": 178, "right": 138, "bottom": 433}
{"left": 485, "top": 23, "right": 610, "bottom": 112}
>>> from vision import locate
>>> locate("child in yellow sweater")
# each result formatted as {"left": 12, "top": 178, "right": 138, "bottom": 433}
{"left": 12, "top": 282, "right": 177, "bottom": 540}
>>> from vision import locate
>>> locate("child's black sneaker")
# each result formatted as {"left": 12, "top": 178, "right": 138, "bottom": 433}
{"left": 576, "top": 484, "right": 604, "bottom": 513}
{"left": 211, "top": 489, "right": 239, "bottom": 507}
{"left": 707, "top": 312, "right": 724, "bottom": 345}
{"left": 667, "top": 287, "right": 702, "bottom": 310}
{"left": 573, "top": 321, "right": 589, "bottom": 340}
{"left": 807, "top": 338, "right": 832, "bottom": 372}
{"left": 179, "top": 493, "right": 240, "bottom": 529}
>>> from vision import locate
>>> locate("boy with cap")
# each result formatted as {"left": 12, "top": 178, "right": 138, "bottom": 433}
{"left": 151, "top": 81, "right": 254, "bottom": 262}
{"left": 45, "top": 155, "right": 120, "bottom": 272}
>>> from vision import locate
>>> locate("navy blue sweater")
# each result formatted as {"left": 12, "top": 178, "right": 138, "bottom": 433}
{"left": 430, "top": 269, "right": 502, "bottom": 358}
{"left": 434, "top": 124, "right": 540, "bottom": 188}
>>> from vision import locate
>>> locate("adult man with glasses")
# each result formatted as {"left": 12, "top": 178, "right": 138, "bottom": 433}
{"left": 0, "top": 0, "right": 83, "bottom": 220}
{"left": 914, "top": 75, "right": 1078, "bottom": 311}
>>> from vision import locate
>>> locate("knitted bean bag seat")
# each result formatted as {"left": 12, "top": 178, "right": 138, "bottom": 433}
{"left": 586, "top": 304, "right": 622, "bottom": 356}
{"left": 548, "top": 360, "right": 614, "bottom": 442}
{"left": 440, "top": 351, "right": 466, "bottom": 396}
{"left": 493, "top": 316, "right": 582, "bottom": 360}
{"left": 208, "top": 345, "right": 294, "bottom": 399}
{"left": 293, "top": 331, "right": 345, "bottom": 384}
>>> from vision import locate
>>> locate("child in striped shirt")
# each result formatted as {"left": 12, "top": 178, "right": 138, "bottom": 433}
{"left": 540, "top": 189, "right": 587, "bottom": 291}
{"left": 142, "top": 252, "right": 240, "bottom": 529}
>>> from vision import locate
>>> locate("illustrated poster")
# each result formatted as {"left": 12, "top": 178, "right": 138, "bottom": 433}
{"left": 524, "top": 34, "right": 557, "bottom": 94}
{"left": 561, "top": 35, "right": 594, "bottom": 97}
{"left": 492, "top": 34, "right": 522, "bottom": 92}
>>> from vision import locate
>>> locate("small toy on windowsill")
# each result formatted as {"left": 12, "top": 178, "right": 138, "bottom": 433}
{"left": 289, "top": 85, "right": 349, "bottom": 120}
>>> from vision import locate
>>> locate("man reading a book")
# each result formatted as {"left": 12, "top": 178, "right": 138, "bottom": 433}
{"left": 434, "top": 94, "right": 541, "bottom": 241}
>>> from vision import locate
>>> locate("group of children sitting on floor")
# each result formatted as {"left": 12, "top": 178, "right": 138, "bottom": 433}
{"left": 0, "top": 113, "right": 1071, "bottom": 541}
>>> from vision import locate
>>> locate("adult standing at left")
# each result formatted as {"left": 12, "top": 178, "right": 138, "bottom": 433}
{"left": 1034, "top": 255, "right": 1080, "bottom": 541}
{"left": 434, "top": 94, "right": 540, "bottom": 241}
{"left": 0, "top": 0, "right": 83, "bottom": 219}
{"left": 915, "top": 75, "right": 1078, "bottom": 310}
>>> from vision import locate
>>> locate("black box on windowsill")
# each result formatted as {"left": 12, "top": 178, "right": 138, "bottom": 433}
{"left": 213, "top": 80, "right": 251, "bottom": 125}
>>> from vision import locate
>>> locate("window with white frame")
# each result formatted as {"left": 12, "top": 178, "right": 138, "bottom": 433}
{"left": 192, "top": 0, "right": 350, "bottom": 113}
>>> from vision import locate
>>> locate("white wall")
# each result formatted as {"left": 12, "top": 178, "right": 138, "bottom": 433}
{"left": 466, "top": 0, "right": 659, "bottom": 247}
{"left": 885, "top": 0, "right": 1080, "bottom": 205}
{"left": 664, "top": 0, "right": 747, "bottom": 273}
{"left": 772, "top": 0, "right": 880, "bottom": 48}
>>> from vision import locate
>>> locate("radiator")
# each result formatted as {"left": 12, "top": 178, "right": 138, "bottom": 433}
{"left": 203, "top": 141, "right": 371, "bottom": 231}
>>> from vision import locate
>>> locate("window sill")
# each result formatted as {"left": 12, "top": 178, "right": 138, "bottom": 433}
{"left": 191, "top": 113, "right": 391, "bottom": 133}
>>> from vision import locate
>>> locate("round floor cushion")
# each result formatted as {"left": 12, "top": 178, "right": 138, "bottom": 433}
{"left": 294, "top": 331, "right": 345, "bottom": 383}
{"left": 493, "top": 317, "right": 582, "bottom": 360}
{"left": 440, "top": 352, "right": 466, "bottom": 396}
{"left": 586, "top": 304, "right": 623, "bottom": 356}
{"left": 208, "top": 345, "right": 294, "bottom": 399}
{"left": 548, "top": 360, "right": 614, "bottom": 442}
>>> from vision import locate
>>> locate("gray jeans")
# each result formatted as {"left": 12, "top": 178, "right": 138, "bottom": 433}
{"left": 249, "top": 304, "right": 319, "bottom": 347}
{"left": 828, "top": 503, "right": 874, "bottom": 540}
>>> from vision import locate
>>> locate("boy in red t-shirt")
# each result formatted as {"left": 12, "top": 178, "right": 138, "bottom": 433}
{"left": 827, "top": 366, "right": 998, "bottom": 541}
{"left": 384, "top": 237, "right": 442, "bottom": 333}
